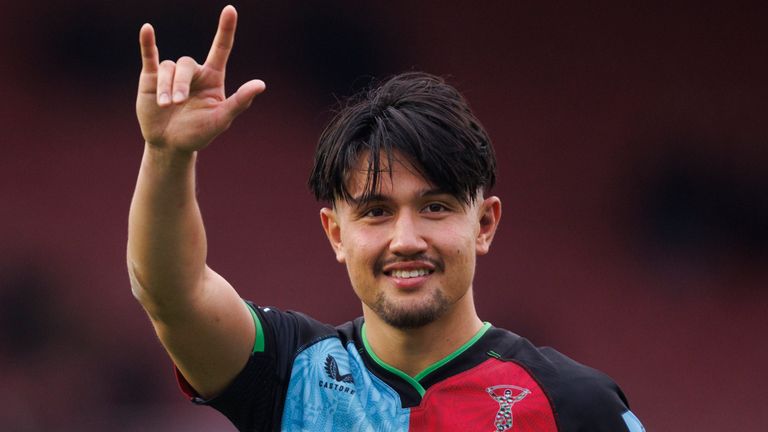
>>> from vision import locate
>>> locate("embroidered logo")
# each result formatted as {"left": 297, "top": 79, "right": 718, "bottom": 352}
{"left": 486, "top": 385, "right": 530, "bottom": 431}
{"left": 324, "top": 354, "right": 354, "bottom": 383}
{"left": 319, "top": 354, "right": 356, "bottom": 395}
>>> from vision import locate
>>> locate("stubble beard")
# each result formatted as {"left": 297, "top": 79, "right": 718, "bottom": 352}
{"left": 366, "top": 252, "right": 450, "bottom": 329}
{"left": 369, "top": 288, "right": 450, "bottom": 330}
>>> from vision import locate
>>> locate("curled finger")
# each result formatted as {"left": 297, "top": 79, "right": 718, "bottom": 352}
{"left": 157, "top": 60, "right": 176, "bottom": 107}
{"left": 172, "top": 56, "right": 199, "bottom": 104}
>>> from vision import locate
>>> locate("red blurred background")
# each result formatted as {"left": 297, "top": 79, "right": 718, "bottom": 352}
{"left": 1, "top": 1, "right": 766, "bottom": 430}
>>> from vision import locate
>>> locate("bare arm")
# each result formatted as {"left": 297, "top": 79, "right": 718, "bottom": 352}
{"left": 127, "top": 5, "right": 266, "bottom": 399}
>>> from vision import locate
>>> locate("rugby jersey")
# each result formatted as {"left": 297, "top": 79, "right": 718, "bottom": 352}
{"left": 178, "top": 303, "right": 645, "bottom": 431}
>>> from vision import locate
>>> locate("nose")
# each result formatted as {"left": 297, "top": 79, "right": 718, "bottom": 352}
{"left": 389, "top": 211, "right": 428, "bottom": 256}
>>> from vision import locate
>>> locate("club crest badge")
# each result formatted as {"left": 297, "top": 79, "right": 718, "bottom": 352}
{"left": 486, "top": 385, "right": 530, "bottom": 431}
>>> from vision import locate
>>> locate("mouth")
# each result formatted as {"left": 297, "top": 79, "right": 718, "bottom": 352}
{"left": 385, "top": 268, "right": 435, "bottom": 279}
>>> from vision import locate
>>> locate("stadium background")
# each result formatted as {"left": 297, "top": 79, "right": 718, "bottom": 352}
{"left": 0, "top": 1, "right": 766, "bottom": 430}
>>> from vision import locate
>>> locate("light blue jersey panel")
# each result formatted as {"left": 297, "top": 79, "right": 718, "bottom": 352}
{"left": 281, "top": 338, "right": 410, "bottom": 432}
{"left": 622, "top": 410, "right": 645, "bottom": 432}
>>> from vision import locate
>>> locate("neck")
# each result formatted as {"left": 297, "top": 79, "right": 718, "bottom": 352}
{"left": 362, "top": 289, "right": 483, "bottom": 377}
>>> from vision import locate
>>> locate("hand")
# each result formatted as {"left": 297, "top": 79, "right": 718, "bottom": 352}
{"left": 136, "top": 5, "right": 265, "bottom": 152}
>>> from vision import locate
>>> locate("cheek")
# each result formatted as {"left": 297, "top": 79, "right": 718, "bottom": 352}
{"left": 341, "top": 232, "right": 381, "bottom": 273}
{"left": 435, "top": 228, "right": 477, "bottom": 277}
{"left": 435, "top": 225, "right": 476, "bottom": 257}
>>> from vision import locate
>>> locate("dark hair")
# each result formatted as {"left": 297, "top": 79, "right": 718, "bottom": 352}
{"left": 308, "top": 72, "right": 496, "bottom": 205}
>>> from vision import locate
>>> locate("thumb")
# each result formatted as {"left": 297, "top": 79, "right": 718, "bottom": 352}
{"left": 222, "top": 79, "right": 266, "bottom": 120}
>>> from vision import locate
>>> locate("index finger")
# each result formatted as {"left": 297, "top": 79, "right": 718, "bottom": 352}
{"left": 139, "top": 23, "right": 159, "bottom": 73}
{"left": 205, "top": 5, "right": 238, "bottom": 72}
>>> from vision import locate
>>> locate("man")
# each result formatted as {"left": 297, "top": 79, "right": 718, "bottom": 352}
{"left": 128, "top": 6, "right": 645, "bottom": 432}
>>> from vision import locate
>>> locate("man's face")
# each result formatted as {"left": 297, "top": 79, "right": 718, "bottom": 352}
{"left": 320, "top": 154, "right": 500, "bottom": 329}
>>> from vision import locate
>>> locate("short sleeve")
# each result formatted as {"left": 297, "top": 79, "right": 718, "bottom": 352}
{"left": 180, "top": 303, "right": 336, "bottom": 432}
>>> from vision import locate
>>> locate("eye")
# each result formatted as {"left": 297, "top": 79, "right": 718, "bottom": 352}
{"left": 423, "top": 202, "right": 449, "bottom": 213}
{"left": 363, "top": 207, "right": 388, "bottom": 218}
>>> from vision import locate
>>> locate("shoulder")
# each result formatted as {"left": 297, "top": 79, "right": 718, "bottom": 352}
{"left": 486, "top": 327, "right": 640, "bottom": 431}
{"left": 250, "top": 303, "right": 359, "bottom": 353}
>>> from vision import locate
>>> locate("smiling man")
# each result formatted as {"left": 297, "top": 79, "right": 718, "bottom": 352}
{"left": 128, "top": 6, "right": 644, "bottom": 432}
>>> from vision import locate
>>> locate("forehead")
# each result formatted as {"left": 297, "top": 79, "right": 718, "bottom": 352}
{"left": 344, "top": 152, "right": 434, "bottom": 197}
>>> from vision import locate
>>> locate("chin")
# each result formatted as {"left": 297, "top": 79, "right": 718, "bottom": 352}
{"left": 371, "top": 291, "right": 449, "bottom": 330}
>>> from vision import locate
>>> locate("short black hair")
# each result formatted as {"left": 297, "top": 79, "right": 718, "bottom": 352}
{"left": 308, "top": 72, "right": 496, "bottom": 205}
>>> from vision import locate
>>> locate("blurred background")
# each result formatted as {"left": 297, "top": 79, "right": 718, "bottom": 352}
{"left": 1, "top": 0, "right": 766, "bottom": 430}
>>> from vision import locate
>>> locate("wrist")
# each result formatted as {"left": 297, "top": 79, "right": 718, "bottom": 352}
{"left": 143, "top": 143, "right": 197, "bottom": 172}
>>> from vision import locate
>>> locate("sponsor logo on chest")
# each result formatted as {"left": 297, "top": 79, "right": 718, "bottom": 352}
{"left": 318, "top": 354, "right": 356, "bottom": 395}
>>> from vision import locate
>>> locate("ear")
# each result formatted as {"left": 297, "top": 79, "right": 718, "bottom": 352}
{"left": 476, "top": 196, "right": 502, "bottom": 256}
{"left": 320, "top": 207, "right": 346, "bottom": 263}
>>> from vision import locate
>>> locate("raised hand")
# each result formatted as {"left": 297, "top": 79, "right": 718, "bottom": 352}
{"left": 136, "top": 5, "right": 265, "bottom": 152}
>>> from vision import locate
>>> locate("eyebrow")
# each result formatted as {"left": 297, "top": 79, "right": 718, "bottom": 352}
{"left": 348, "top": 188, "right": 452, "bottom": 207}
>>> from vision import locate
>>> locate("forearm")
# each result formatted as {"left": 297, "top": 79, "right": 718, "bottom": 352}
{"left": 127, "top": 143, "right": 207, "bottom": 320}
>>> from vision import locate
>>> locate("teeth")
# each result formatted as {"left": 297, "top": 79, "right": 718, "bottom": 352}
{"left": 391, "top": 269, "right": 430, "bottom": 279}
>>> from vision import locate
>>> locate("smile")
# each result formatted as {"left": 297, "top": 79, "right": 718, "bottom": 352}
{"left": 386, "top": 269, "right": 433, "bottom": 279}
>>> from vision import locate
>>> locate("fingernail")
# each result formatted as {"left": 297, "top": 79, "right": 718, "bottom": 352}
{"left": 159, "top": 93, "right": 171, "bottom": 105}
{"left": 173, "top": 91, "right": 185, "bottom": 103}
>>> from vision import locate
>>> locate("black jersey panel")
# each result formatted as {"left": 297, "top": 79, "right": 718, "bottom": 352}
{"left": 202, "top": 350, "right": 282, "bottom": 431}
{"left": 533, "top": 346, "right": 631, "bottom": 432}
